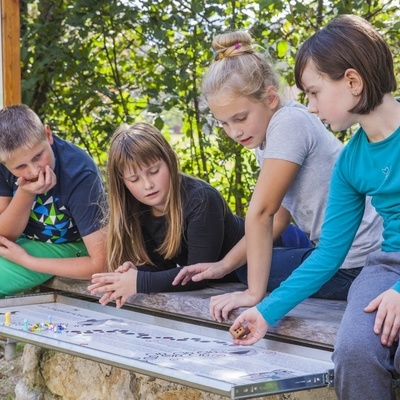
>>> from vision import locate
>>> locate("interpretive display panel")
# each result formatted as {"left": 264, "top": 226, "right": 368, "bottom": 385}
{"left": 0, "top": 294, "right": 334, "bottom": 399}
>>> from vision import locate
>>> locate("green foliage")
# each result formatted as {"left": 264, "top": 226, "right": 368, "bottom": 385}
{"left": 20, "top": 0, "right": 400, "bottom": 216}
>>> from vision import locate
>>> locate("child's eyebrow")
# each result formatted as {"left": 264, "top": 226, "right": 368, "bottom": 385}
{"left": 216, "top": 111, "right": 246, "bottom": 122}
{"left": 127, "top": 160, "right": 161, "bottom": 174}
{"left": 6, "top": 160, "right": 26, "bottom": 169}
{"left": 303, "top": 85, "right": 317, "bottom": 93}
{"left": 232, "top": 111, "right": 246, "bottom": 117}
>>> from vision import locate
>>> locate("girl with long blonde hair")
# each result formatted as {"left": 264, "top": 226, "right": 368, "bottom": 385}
{"left": 88, "top": 122, "right": 246, "bottom": 305}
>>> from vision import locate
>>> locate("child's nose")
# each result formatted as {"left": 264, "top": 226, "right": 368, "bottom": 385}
{"left": 144, "top": 178, "right": 154, "bottom": 189}
{"left": 307, "top": 102, "right": 318, "bottom": 114}
{"left": 28, "top": 164, "right": 41, "bottom": 179}
{"left": 234, "top": 129, "right": 244, "bottom": 140}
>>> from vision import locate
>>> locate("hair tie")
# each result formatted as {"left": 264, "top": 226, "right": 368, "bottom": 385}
{"left": 234, "top": 43, "right": 241, "bottom": 50}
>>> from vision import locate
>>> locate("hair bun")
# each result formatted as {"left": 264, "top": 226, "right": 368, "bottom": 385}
{"left": 212, "top": 31, "right": 254, "bottom": 61}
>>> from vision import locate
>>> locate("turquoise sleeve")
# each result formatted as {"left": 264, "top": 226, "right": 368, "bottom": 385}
{"left": 257, "top": 160, "right": 366, "bottom": 325}
{"left": 391, "top": 280, "right": 400, "bottom": 293}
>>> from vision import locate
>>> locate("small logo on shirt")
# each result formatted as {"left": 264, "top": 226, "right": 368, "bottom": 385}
{"left": 382, "top": 167, "right": 390, "bottom": 178}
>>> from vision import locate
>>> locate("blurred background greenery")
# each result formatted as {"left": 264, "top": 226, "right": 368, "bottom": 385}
{"left": 20, "top": 0, "right": 400, "bottom": 216}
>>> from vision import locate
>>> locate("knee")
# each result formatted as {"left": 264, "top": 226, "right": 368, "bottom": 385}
{"left": 333, "top": 333, "right": 377, "bottom": 370}
{"left": 280, "top": 224, "right": 313, "bottom": 248}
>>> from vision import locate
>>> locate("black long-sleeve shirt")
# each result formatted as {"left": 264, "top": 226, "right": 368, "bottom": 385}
{"left": 136, "top": 175, "right": 245, "bottom": 293}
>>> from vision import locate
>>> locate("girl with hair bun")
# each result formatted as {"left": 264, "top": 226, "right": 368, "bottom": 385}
{"left": 174, "top": 28, "right": 382, "bottom": 324}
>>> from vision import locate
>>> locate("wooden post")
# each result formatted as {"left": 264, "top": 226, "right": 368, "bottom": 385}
{"left": 1, "top": 0, "right": 20, "bottom": 106}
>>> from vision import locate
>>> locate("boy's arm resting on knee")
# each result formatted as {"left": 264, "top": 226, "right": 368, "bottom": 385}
{"left": 0, "top": 166, "right": 58, "bottom": 241}
{"left": 20, "top": 228, "right": 107, "bottom": 278}
{"left": 0, "top": 194, "right": 34, "bottom": 241}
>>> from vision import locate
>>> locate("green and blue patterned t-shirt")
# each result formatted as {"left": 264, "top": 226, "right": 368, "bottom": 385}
{"left": 0, "top": 136, "right": 105, "bottom": 244}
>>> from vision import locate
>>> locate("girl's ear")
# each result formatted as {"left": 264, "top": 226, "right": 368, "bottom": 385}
{"left": 265, "top": 85, "right": 280, "bottom": 110}
{"left": 344, "top": 68, "right": 364, "bottom": 96}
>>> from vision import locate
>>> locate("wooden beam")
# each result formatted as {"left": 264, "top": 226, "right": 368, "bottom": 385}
{"left": 2, "top": 0, "right": 20, "bottom": 106}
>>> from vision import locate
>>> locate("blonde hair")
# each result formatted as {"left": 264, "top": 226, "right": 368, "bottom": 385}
{"left": 202, "top": 30, "right": 280, "bottom": 103}
{"left": 106, "top": 122, "right": 183, "bottom": 271}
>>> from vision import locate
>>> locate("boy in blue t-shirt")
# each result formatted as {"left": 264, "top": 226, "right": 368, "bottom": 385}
{"left": 0, "top": 104, "right": 106, "bottom": 296}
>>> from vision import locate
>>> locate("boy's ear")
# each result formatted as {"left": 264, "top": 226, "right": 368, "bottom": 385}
{"left": 44, "top": 125, "right": 54, "bottom": 144}
{"left": 264, "top": 85, "right": 280, "bottom": 110}
{"left": 344, "top": 68, "right": 363, "bottom": 96}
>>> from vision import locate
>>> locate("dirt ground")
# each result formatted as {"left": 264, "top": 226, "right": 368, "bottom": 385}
{"left": 0, "top": 343, "right": 24, "bottom": 400}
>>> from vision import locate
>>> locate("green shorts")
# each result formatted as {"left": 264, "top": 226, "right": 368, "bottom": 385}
{"left": 0, "top": 238, "right": 88, "bottom": 297}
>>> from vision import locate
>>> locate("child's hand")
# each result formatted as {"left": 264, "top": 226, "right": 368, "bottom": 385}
{"left": 230, "top": 306, "right": 269, "bottom": 346}
{"left": 364, "top": 288, "right": 400, "bottom": 347}
{"left": 114, "top": 261, "right": 135, "bottom": 273}
{"left": 210, "top": 289, "right": 259, "bottom": 322}
{"left": 0, "top": 236, "right": 30, "bottom": 266}
{"left": 172, "top": 261, "right": 228, "bottom": 286}
{"left": 88, "top": 268, "right": 138, "bottom": 308}
{"left": 18, "top": 165, "right": 57, "bottom": 194}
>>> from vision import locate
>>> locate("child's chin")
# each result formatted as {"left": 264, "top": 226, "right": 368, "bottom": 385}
{"left": 28, "top": 177, "right": 39, "bottom": 182}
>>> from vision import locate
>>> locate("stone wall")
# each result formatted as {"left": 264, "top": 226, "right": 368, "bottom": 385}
{"left": 15, "top": 344, "right": 338, "bottom": 400}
